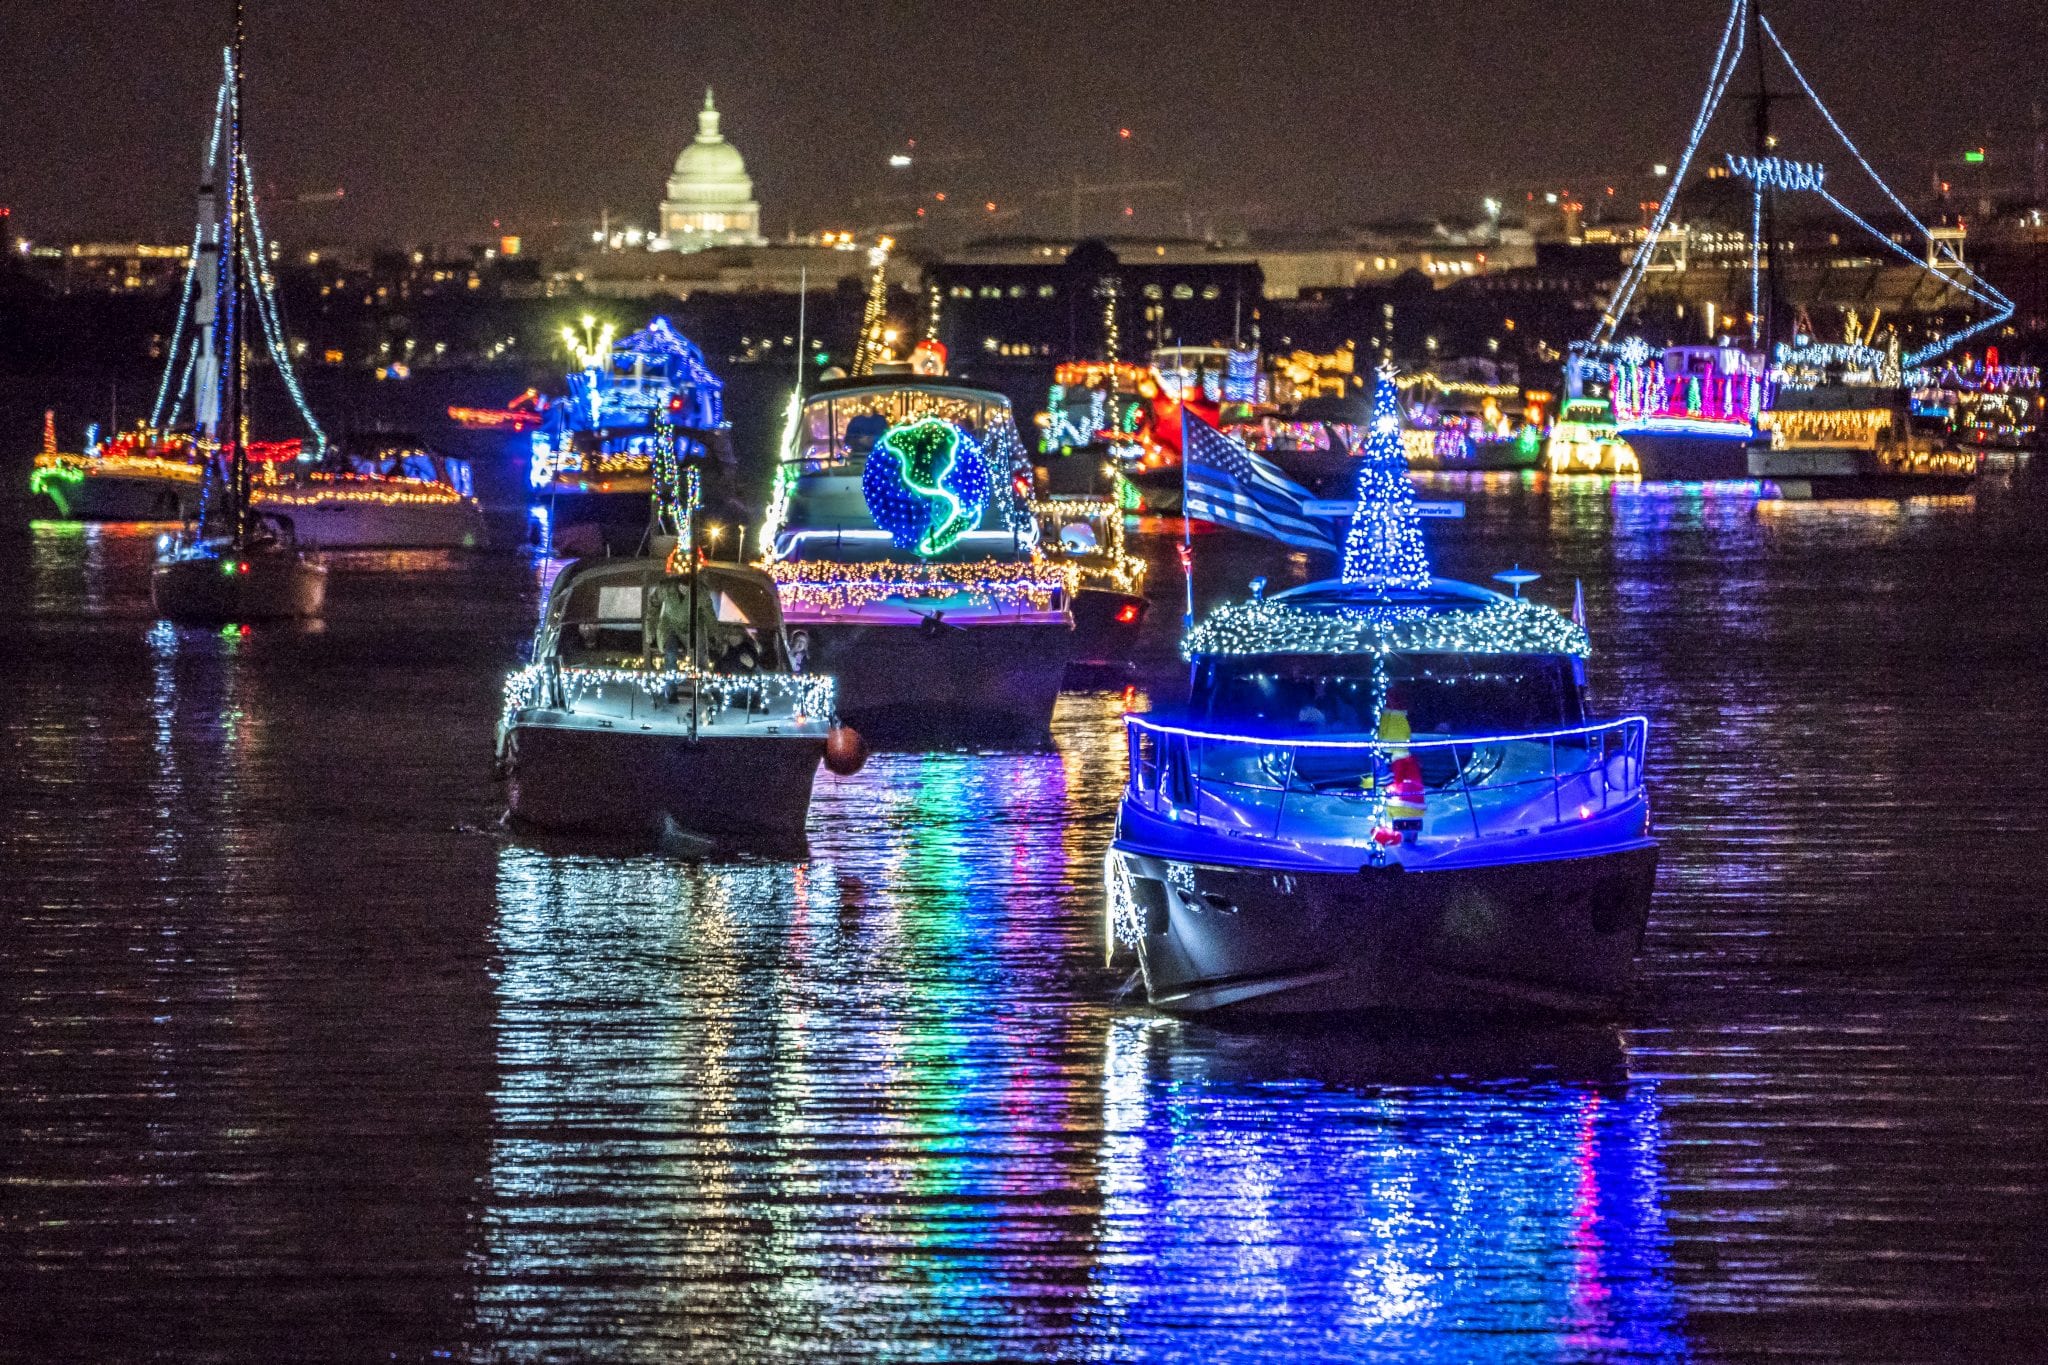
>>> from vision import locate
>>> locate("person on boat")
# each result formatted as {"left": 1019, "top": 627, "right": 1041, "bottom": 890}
{"left": 654, "top": 578, "right": 691, "bottom": 671}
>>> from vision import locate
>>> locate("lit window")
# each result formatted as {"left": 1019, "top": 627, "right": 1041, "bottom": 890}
{"left": 1172, "top": 284, "right": 1193, "bottom": 299}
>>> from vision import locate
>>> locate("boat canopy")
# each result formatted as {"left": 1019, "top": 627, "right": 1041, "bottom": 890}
{"left": 1182, "top": 576, "right": 1590, "bottom": 662}
{"left": 539, "top": 557, "right": 792, "bottom": 670}
{"left": 793, "top": 380, "right": 1016, "bottom": 469}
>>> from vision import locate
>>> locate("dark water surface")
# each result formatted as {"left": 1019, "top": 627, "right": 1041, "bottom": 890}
{"left": 4, "top": 475, "right": 2047, "bottom": 1362}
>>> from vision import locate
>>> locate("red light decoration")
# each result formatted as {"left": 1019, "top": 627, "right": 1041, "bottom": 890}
{"left": 1115, "top": 602, "right": 1141, "bottom": 624}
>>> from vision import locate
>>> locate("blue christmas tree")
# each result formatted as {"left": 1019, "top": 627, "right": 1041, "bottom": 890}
{"left": 1340, "top": 363, "right": 1432, "bottom": 591}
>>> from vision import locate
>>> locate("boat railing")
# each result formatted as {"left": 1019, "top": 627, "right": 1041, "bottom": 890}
{"left": 1122, "top": 713, "right": 1650, "bottom": 848}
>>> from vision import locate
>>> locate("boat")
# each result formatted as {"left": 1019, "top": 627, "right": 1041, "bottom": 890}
{"left": 152, "top": 14, "right": 326, "bottom": 625}
{"left": 34, "top": 16, "right": 483, "bottom": 549}
{"left": 1545, "top": 347, "right": 1639, "bottom": 475}
{"left": 1752, "top": 382, "right": 1978, "bottom": 497}
{"left": 1106, "top": 363, "right": 1656, "bottom": 1016}
{"left": 249, "top": 438, "right": 484, "bottom": 549}
{"left": 496, "top": 556, "right": 845, "bottom": 848}
{"left": 524, "top": 315, "right": 732, "bottom": 556}
{"left": 1610, "top": 342, "right": 1764, "bottom": 482}
{"left": 1108, "top": 581, "right": 1657, "bottom": 1016}
{"left": 1591, "top": 0, "right": 2015, "bottom": 492}
{"left": 30, "top": 420, "right": 203, "bottom": 520}
{"left": 760, "top": 371, "right": 1076, "bottom": 748}
{"left": 1032, "top": 493, "right": 1149, "bottom": 673}
{"left": 1911, "top": 349, "right": 2042, "bottom": 463}
{"left": 1401, "top": 363, "right": 1545, "bottom": 473}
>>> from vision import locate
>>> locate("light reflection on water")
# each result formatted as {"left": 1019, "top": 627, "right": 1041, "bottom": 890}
{"left": 7, "top": 490, "right": 2048, "bottom": 1360}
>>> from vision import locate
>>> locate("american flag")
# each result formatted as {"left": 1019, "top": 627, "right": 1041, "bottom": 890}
{"left": 1182, "top": 410, "right": 1338, "bottom": 555}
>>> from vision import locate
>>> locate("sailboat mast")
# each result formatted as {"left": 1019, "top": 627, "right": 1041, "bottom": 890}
{"left": 1751, "top": 0, "right": 1777, "bottom": 362}
{"left": 223, "top": 0, "right": 248, "bottom": 548}
{"left": 192, "top": 79, "right": 226, "bottom": 442}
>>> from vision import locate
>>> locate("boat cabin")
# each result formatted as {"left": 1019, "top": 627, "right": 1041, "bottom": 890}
{"left": 536, "top": 558, "right": 795, "bottom": 675}
{"left": 770, "top": 378, "right": 1040, "bottom": 565}
{"left": 1123, "top": 577, "right": 1644, "bottom": 870}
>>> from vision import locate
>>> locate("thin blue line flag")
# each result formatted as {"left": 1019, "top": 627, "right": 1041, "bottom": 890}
{"left": 1181, "top": 410, "right": 1338, "bottom": 555}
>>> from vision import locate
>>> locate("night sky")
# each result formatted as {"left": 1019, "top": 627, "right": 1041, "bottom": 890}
{"left": 4, "top": 0, "right": 2044, "bottom": 246}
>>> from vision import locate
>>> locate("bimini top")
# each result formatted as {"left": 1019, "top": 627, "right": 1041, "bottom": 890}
{"left": 1182, "top": 576, "right": 1590, "bottom": 661}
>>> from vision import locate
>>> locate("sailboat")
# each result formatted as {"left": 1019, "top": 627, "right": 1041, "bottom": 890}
{"left": 152, "top": 4, "right": 326, "bottom": 622}
{"left": 35, "top": 22, "right": 483, "bottom": 547}
{"left": 1595, "top": 0, "right": 2002, "bottom": 493}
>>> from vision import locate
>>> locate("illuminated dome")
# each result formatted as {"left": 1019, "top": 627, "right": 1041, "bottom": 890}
{"left": 658, "top": 89, "right": 764, "bottom": 251}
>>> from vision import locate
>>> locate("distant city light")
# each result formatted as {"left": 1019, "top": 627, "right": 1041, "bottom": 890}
{"left": 1964, "top": 148, "right": 1987, "bottom": 164}
{"left": 1653, "top": 163, "right": 1670, "bottom": 177}
{"left": 889, "top": 154, "right": 913, "bottom": 168}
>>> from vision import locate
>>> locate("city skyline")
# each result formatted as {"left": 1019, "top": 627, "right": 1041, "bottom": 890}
{"left": 4, "top": 0, "right": 2046, "bottom": 246}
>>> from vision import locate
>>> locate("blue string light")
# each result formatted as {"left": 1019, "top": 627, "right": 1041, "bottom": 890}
{"left": 1598, "top": 0, "right": 1749, "bottom": 342}
{"left": 1339, "top": 365, "right": 1432, "bottom": 592}
{"left": 1756, "top": 12, "right": 2012, "bottom": 361}
{"left": 1725, "top": 154, "right": 1826, "bottom": 192}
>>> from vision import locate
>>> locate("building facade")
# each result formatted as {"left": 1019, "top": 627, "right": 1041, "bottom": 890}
{"left": 657, "top": 90, "right": 765, "bottom": 251}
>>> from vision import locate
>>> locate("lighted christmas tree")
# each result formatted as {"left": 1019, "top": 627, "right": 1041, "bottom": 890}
{"left": 1340, "top": 363, "right": 1432, "bottom": 591}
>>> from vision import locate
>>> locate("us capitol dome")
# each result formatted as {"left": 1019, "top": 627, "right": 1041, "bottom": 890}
{"left": 657, "top": 89, "right": 765, "bottom": 251}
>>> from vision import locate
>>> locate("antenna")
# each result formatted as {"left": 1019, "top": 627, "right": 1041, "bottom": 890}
{"left": 795, "top": 265, "right": 806, "bottom": 393}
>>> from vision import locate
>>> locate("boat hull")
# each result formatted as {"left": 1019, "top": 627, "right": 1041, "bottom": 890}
{"left": 788, "top": 618, "right": 1075, "bottom": 748}
{"left": 1621, "top": 428, "right": 1754, "bottom": 482}
{"left": 257, "top": 496, "right": 485, "bottom": 549}
{"left": 1749, "top": 446, "right": 1978, "bottom": 498}
{"left": 151, "top": 552, "right": 328, "bottom": 622}
{"left": 1116, "top": 844, "right": 1657, "bottom": 1017}
{"left": 504, "top": 723, "right": 823, "bottom": 844}
{"left": 1068, "top": 587, "right": 1149, "bottom": 672}
{"left": 34, "top": 468, "right": 201, "bottom": 521}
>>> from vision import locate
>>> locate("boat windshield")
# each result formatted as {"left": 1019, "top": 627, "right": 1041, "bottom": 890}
{"left": 1189, "top": 651, "right": 1583, "bottom": 737}
{"left": 549, "top": 568, "right": 786, "bottom": 673}
{"left": 797, "top": 386, "right": 1014, "bottom": 468}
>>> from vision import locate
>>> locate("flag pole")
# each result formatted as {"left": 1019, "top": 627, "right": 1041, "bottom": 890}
{"left": 1179, "top": 406, "right": 1195, "bottom": 630}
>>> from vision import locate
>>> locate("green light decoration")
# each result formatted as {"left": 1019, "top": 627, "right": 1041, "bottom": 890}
{"left": 861, "top": 417, "right": 992, "bottom": 557}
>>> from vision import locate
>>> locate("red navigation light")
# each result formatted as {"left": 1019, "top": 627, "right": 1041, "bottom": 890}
{"left": 1115, "top": 602, "right": 1141, "bottom": 625}
{"left": 237, "top": 561, "right": 250, "bottom": 574}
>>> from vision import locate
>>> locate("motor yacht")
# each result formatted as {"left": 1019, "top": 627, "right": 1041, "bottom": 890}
{"left": 760, "top": 373, "right": 1074, "bottom": 748}
{"left": 497, "top": 557, "right": 843, "bottom": 848}
{"left": 1108, "top": 574, "right": 1657, "bottom": 1016}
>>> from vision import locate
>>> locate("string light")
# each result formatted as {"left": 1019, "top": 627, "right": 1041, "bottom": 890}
{"left": 1183, "top": 593, "right": 1591, "bottom": 662}
{"left": 765, "top": 558, "right": 1065, "bottom": 614}
{"left": 1724, "top": 153, "right": 1826, "bottom": 192}
{"left": 1596, "top": 0, "right": 1749, "bottom": 342}
{"left": 1030, "top": 497, "right": 1146, "bottom": 595}
{"left": 501, "top": 663, "right": 835, "bottom": 731}
{"left": 851, "top": 238, "right": 895, "bottom": 376}
{"left": 1340, "top": 364, "right": 1432, "bottom": 592}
